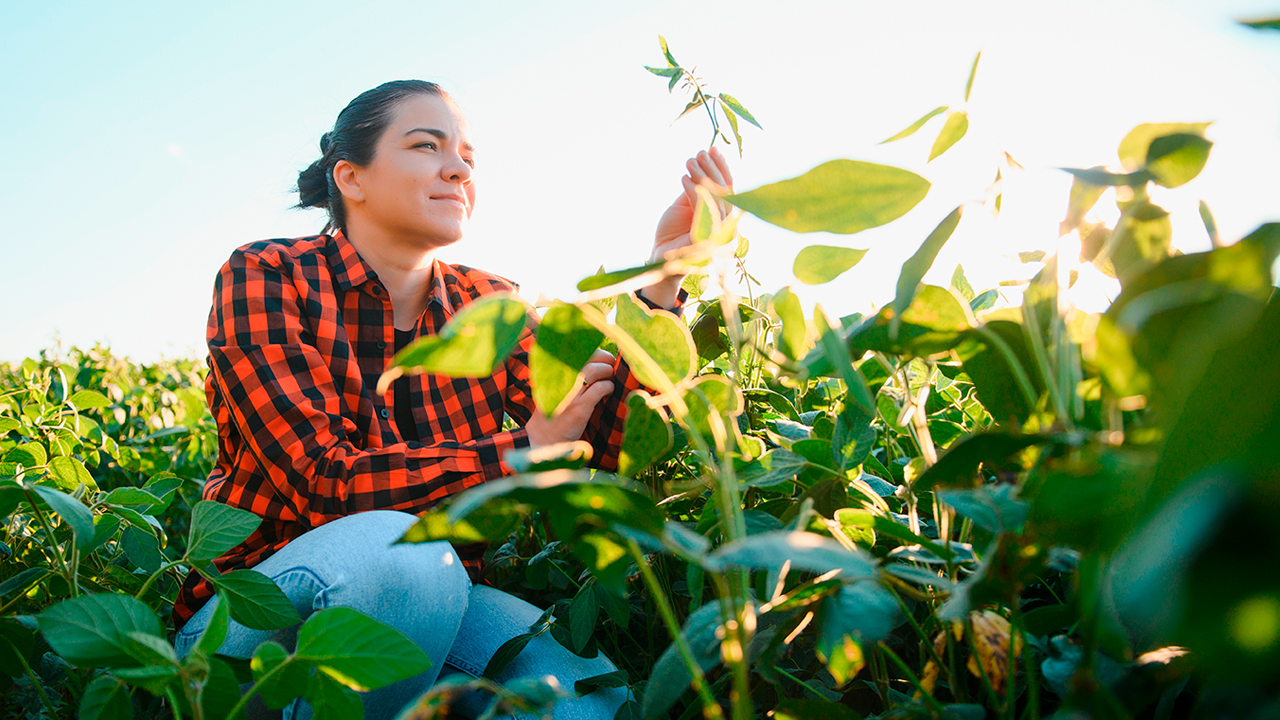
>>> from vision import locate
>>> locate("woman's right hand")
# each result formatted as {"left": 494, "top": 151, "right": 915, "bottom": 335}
{"left": 525, "top": 350, "right": 617, "bottom": 448}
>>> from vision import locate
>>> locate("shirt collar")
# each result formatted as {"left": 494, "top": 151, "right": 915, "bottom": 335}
{"left": 427, "top": 257, "right": 457, "bottom": 321}
{"left": 326, "top": 229, "right": 378, "bottom": 291}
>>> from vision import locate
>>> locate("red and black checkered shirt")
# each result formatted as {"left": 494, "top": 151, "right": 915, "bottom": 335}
{"left": 174, "top": 231, "right": 680, "bottom": 627}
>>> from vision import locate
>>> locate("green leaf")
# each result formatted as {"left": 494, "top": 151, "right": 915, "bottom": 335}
{"left": 644, "top": 66, "right": 680, "bottom": 78}
{"left": 817, "top": 581, "right": 900, "bottom": 659}
{"left": 707, "top": 531, "right": 878, "bottom": 580}
{"left": 530, "top": 303, "right": 605, "bottom": 418}
{"left": 1105, "top": 200, "right": 1173, "bottom": 283}
{"left": 613, "top": 293, "right": 696, "bottom": 390}
{"left": 79, "top": 676, "right": 132, "bottom": 720}
{"left": 194, "top": 592, "right": 232, "bottom": 658}
{"left": 0, "top": 619, "right": 34, "bottom": 677}
{"left": 618, "top": 393, "right": 673, "bottom": 478}
{"left": 213, "top": 570, "right": 302, "bottom": 631}
{"left": 929, "top": 111, "right": 969, "bottom": 162}
{"left": 642, "top": 602, "right": 737, "bottom": 718}
{"left": 396, "top": 506, "right": 509, "bottom": 545}
{"left": 775, "top": 698, "right": 860, "bottom": 720}
{"left": 717, "top": 93, "right": 761, "bottom": 129}
{"left": 49, "top": 456, "right": 96, "bottom": 491}
{"left": 1061, "top": 174, "right": 1108, "bottom": 236}
{"left": 740, "top": 448, "right": 811, "bottom": 488}
{"left": 937, "top": 485, "right": 1029, "bottom": 534}
{"left": 958, "top": 322, "right": 1041, "bottom": 424}
{"left": 1199, "top": 200, "right": 1220, "bottom": 246}
{"left": 504, "top": 441, "right": 593, "bottom": 474}
{"left": 816, "top": 315, "right": 875, "bottom": 422}
{"left": 1144, "top": 133, "right": 1213, "bottom": 188}
{"left": 6, "top": 442, "right": 46, "bottom": 468}
{"left": 1062, "top": 166, "right": 1152, "bottom": 187}
{"left": 252, "top": 641, "right": 311, "bottom": 710}
{"left": 569, "top": 583, "right": 600, "bottom": 654}
{"left": 1241, "top": 16, "right": 1280, "bottom": 30}
{"left": 186, "top": 500, "right": 262, "bottom": 562}
{"left": 793, "top": 245, "right": 868, "bottom": 285}
{"left": 1117, "top": 122, "right": 1211, "bottom": 171}
{"left": 970, "top": 289, "right": 997, "bottom": 312}
{"left": 483, "top": 632, "right": 535, "bottom": 679}
{"left": 201, "top": 657, "right": 249, "bottom": 720}
{"left": 725, "top": 159, "right": 930, "bottom": 235}
{"left": 577, "top": 263, "right": 667, "bottom": 293}
{"left": 31, "top": 485, "right": 95, "bottom": 552}
{"left": 880, "top": 106, "right": 948, "bottom": 144}
{"left": 36, "top": 593, "right": 164, "bottom": 667}
{"left": 837, "top": 509, "right": 955, "bottom": 560}
{"left": 380, "top": 293, "right": 529, "bottom": 385}
{"left": 892, "top": 206, "right": 965, "bottom": 334}
{"left": 674, "top": 96, "right": 706, "bottom": 124}
{"left": 0, "top": 567, "right": 49, "bottom": 599}
{"left": 913, "top": 432, "right": 1044, "bottom": 491}
{"left": 964, "top": 51, "right": 981, "bottom": 103}
{"left": 802, "top": 287, "right": 969, "bottom": 377}
{"left": 720, "top": 99, "right": 744, "bottom": 156}
{"left": 658, "top": 34, "right": 679, "bottom": 67}
{"left": 296, "top": 606, "right": 431, "bottom": 691}
{"left": 101, "top": 487, "right": 163, "bottom": 508}
{"left": 950, "top": 265, "right": 975, "bottom": 303}
{"left": 121, "top": 525, "right": 162, "bottom": 575}
{"left": 67, "top": 390, "right": 111, "bottom": 410}
{"left": 575, "top": 669, "right": 628, "bottom": 696}
{"left": 770, "top": 287, "right": 809, "bottom": 360}
{"left": 681, "top": 375, "right": 745, "bottom": 440}
{"left": 305, "top": 670, "right": 365, "bottom": 720}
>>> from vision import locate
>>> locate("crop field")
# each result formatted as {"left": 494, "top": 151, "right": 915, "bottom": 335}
{"left": 3, "top": 31, "right": 1280, "bottom": 720}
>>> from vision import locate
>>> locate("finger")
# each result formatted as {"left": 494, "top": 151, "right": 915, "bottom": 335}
{"left": 709, "top": 147, "right": 734, "bottom": 191}
{"left": 579, "top": 361, "right": 614, "bottom": 387}
{"left": 589, "top": 349, "right": 616, "bottom": 365}
{"left": 561, "top": 380, "right": 615, "bottom": 427}
{"left": 681, "top": 175, "right": 699, "bottom": 209}
{"left": 696, "top": 150, "right": 730, "bottom": 193}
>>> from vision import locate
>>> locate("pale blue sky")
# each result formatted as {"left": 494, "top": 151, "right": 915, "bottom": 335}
{"left": 3, "top": 0, "right": 1278, "bottom": 361}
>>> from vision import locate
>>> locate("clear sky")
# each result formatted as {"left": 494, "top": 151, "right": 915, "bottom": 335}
{"left": 3, "top": 0, "right": 1278, "bottom": 362}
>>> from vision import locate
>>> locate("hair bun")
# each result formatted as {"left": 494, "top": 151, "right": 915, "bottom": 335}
{"left": 319, "top": 132, "right": 332, "bottom": 154}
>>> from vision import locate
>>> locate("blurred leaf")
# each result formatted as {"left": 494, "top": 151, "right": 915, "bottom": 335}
{"left": 739, "top": 449, "right": 811, "bottom": 488}
{"left": 194, "top": 593, "right": 232, "bottom": 658}
{"left": 643, "top": 601, "right": 745, "bottom": 718}
{"left": 950, "top": 264, "right": 975, "bottom": 302}
{"left": 1061, "top": 175, "right": 1107, "bottom": 236}
{"left": 970, "top": 289, "right": 998, "bottom": 312}
{"left": 37, "top": 593, "right": 164, "bottom": 667}
{"left": 251, "top": 641, "right": 310, "bottom": 710}
{"left": 575, "top": 669, "right": 628, "bottom": 695}
{"left": 725, "top": 159, "right": 930, "bottom": 234}
{"left": 1062, "top": 166, "right": 1152, "bottom": 187}
{"left": 577, "top": 262, "right": 666, "bottom": 292}
{"left": 531, "top": 303, "right": 604, "bottom": 418}
{"left": 958, "top": 322, "right": 1042, "bottom": 424}
{"left": 836, "top": 509, "right": 954, "bottom": 559}
{"left": 817, "top": 582, "right": 900, "bottom": 671}
{"left": 306, "top": 670, "right": 364, "bottom": 720}
{"left": 965, "top": 51, "right": 981, "bottom": 103}
{"left": 381, "top": 294, "right": 528, "bottom": 386}
{"left": 881, "top": 106, "right": 948, "bottom": 144}
{"left": 775, "top": 698, "right": 859, "bottom": 720}
{"left": 484, "top": 632, "right": 534, "bottom": 679}
{"left": 718, "top": 93, "right": 762, "bottom": 129}
{"left": 614, "top": 293, "right": 697, "bottom": 390}
{"left": 707, "top": 531, "right": 878, "bottom": 580}
{"left": 504, "top": 441, "right": 593, "bottom": 474}
{"left": 67, "top": 390, "right": 111, "bottom": 410}
{"left": 682, "top": 374, "right": 745, "bottom": 442}
{"left": 893, "top": 206, "right": 965, "bottom": 334}
{"left": 1105, "top": 200, "right": 1172, "bottom": 283}
{"left": 1117, "top": 122, "right": 1211, "bottom": 171}
{"left": 199, "top": 657, "right": 249, "bottom": 720}
{"left": 793, "top": 245, "right": 868, "bottom": 285}
{"left": 937, "top": 485, "right": 1029, "bottom": 534}
{"left": 187, "top": 500, "right": 262, "bottom": 562}
{"left": 296, "top": 606, "right": 430, "bottom": 692}
{"left": 1199, "top": 200, "right": 1220, "bottom": 246}
{"left": 929, "top": 111, "right": 969, "bottom": 162}
{"left": 1240, "top": 16, "right": 1280, "bottom": 30}
{"left": 1144, "top": 133, "right": 1213, "bottom": 188}
{"left": 0, "top": 619, "right": 34, "bottom": 677}
{"left": 79, "top": 676, "right": 132, "bottom": 720}
{"left": 569, "top": 583, "right": 600, "bottom": 654}
{"left": 771, "top": 287, "right": 809, "bottom": 360}
{"left": 214, "top": 570, "right": 302, "bottom": 631}
{"left": 618, "top": 393, "right": 673, "bottom": 478}
{"left": 914, "top": 432, "right": 1044, "bottom": 492}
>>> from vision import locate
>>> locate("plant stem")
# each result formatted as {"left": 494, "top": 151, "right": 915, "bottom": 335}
{"left": 21, "top": 487, "right": 78, "bottom": 597}
{"left": 774, "top": 665, "right": 832, "bottom": 700}
{"left": 626, "top": 540, "right": 722, "bottom": 719}
{"left": 12, "top": 643, "right": 58, "bottom": 717}
{"left": 224, "top": 661, "right": 285, "bottom": 720}
{"left": 135, "top": 558, "right": 187, "bottom": 600}
{"left": 878, "top": 642, "right": 945, "bottom": 714}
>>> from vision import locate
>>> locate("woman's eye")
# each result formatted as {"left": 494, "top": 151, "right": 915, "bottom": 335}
{"left": 463, "top": 158, "right": 475, "bottom": 168}
{"left": 414, "top": 142, "right": 437, "bottom": 151}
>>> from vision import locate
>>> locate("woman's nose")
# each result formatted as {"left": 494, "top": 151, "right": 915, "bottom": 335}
{"left": 444, "top": 154, "right": 472, "bottom": 183}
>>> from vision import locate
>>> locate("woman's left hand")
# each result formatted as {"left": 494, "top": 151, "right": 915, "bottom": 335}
{"left": 640, "top": 147, "right": 734, "bottom": 308}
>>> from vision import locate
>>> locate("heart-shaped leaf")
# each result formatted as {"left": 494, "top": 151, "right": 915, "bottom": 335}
{"left": 379, "top": 293, "right": 529, "bottom": 391}
{"left": 530, "top": 303, "right": 604, "bottom": 417}
{"left": 613, "top": 293, "right": 696, "bottom": 391}
{"left": 794, "top": 246, "right": 869, "bottom": 285}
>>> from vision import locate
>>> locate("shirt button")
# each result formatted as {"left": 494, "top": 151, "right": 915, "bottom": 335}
{"left": 371, "top": 285, "right": 382, "bottom": 295}
{"left": 377, "top": 341, "right": 386, "bottom": 350}
{"left": 380, "top": 409, "right": 390, "bottom": 419}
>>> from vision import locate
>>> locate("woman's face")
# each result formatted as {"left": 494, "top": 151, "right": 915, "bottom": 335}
{"left": 345, "top": 93, "right": 477, "bottom": 248}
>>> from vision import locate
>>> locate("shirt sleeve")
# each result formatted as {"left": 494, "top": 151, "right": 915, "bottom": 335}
{"left": 206, "top": 249, "right": 529, "bottom": 530}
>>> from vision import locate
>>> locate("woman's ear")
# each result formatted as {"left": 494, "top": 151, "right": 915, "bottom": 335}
{"left": 333, "top": 160, "right": 365, "bottom": 205}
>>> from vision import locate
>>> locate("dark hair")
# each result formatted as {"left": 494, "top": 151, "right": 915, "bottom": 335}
{"left": 296, "top": 80, "right": 449, "bottom": 233}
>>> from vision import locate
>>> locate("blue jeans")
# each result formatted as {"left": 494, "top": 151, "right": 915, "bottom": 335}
{"left": 174, "top": 510, "right": 628, "bottom": 720}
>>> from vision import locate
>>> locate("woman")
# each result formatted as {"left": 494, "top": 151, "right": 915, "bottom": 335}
{"left": 171, "top": 80, "right": 733, "bottom": 719}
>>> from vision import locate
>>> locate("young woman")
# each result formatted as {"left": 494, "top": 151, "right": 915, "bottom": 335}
{"left": 171, "top": 80, "right": 732, "bottom": 719}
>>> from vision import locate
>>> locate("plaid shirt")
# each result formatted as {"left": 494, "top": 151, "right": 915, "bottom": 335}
{"left": 175, "top": 231, "right": 680, "bottom": 627}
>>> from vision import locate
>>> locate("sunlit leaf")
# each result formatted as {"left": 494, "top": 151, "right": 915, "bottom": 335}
{"left": 30, "top": 485, "right": 95, "bottom": 552}
{"left": 770, "top": 287, "right": 809, "bottom": 360}
{"left": 380, "top": 294, "right": 529, "bottom": 388}
{"left": 1144, "top": 133, "right": 1212, "bottom": 188}
{"left": 880, "top": 106, "right": 948, "bottom": 144}
{"left": 1117, "top": 122, "right": 1211, "bottom": 171}
{"left": 613, "top": 293, "right": 696, "bottom": 390}
{"left": 892, "top": 206, "right": 964, "bottom": 336}
{"left": 725, "top": 160, "right": 930, "bottom": 234}
{"left": 793, "top": 245, "right": 868, "bottom": 285}
{"left": 296, "top": 606, "right": 430, "bottom": 692}
{"left": 214, "top": 570, "right": 302, "bottom": 631}
{"left": 965, "top": 51, "right": 982, "bottom": 103}
{"left": 707, "top": 531, "right": 878, "bottom": 580}
{"left": 618, "top": 394, "right": 672, "bottom": 478}
{"left": 187, "top": 501, "right": 262, "bottom": 562}
{"left": 1062, "top": 166, "right": 1152, "bottom": 187}
{"left": 531, "top": 303, "right": 604, "bottom": 418}
{"left": 929, "top": 111, "right": 969, "bottom": 162}
{"left": 1240, "top": 16, "right": 1280, "bottom": 30}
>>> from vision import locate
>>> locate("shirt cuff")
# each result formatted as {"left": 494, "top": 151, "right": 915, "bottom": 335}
{"left": 481, "top": 428, "right": 530, "bottom": 480}
{"left": 635, "top": 287, "right": 689, "bottom": 317}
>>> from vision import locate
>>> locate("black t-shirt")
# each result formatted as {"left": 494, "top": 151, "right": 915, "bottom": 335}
{"left": 392, "top": 328, "right": 420, "bottom": 442}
